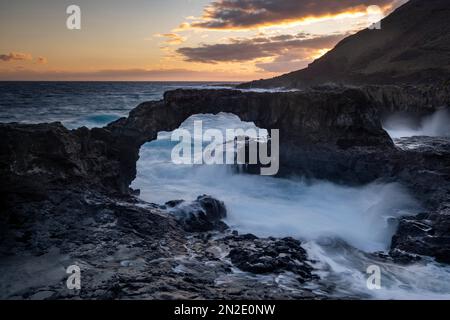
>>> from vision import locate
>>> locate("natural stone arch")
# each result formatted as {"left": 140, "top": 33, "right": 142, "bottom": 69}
{"left": 104, "top": 89, "right": 394, "bottom": 193}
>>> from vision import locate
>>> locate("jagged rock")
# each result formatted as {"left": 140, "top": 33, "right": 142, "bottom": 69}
{"left": 166, "top": 195, "right": 228, "bottom": 232}
{"left": 387, "top": 136, "right": 450, "bottom": 263}
{"left": 362, "top": 85, "right": 450, "bottom": 116}
{"left": 0, "top": 122, "right": 128, "bottom": 196}
{"left": 391, "top": 207, "right": 450, "bottom": 264}
{"left": 226, "top": 235, "right": 316, "bottom": 282}
{"left": 0, "top": 187, "right": 320, "bottom": 299}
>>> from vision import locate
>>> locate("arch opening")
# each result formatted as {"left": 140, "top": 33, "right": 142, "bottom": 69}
{"left": 131, "top": 112, "right": 419, "bottom": 254}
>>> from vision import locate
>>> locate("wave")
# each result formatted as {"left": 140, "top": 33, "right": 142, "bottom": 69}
{"left": 63, "top": 113, "right": 123, "bottom": 129}
{"left": 384, "top": 108, "right": 450, "bottom": 139}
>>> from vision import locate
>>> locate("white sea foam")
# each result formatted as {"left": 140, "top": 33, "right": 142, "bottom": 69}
{"left": 384, "top": 108, "right": 450, "bottom": 138}
{"left": 304, "top": 240, "right": 450, "bottom": 300}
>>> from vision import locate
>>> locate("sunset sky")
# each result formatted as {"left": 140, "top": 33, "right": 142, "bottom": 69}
{"left": 0, "top": 0, "right": 408, "bottom": 81}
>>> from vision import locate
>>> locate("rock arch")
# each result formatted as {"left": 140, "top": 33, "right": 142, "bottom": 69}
{"left": 102, "top": 89, "right": 394, "bottom": 193}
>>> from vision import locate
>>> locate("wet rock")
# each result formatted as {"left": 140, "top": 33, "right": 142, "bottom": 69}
{"left": 226, "top": 235, "right": 316, "bottom": 282}
{"left": 388, "top": 136, "right": 450, "bottom": 264}
{"left": 168, "top": 195, "right": 228, "bottom": 232}
{"left": 163, "top": 200, "right": 185, "bottom": 208}
{"left": 391, "top": 207, "right": 450, "bottom": 264}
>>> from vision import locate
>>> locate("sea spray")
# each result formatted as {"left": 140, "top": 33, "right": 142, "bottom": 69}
{"left": 384, "top": 108, "right": 450, "bottom": 138}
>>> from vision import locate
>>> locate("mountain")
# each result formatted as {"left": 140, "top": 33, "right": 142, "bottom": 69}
{"left": 240, "top": 0, "right": 450, "bottom": 88}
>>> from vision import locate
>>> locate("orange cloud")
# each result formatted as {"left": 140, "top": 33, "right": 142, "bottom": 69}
{"left": 0, "top": 52, "right": 33, "bottom": 62}
{"left": 155, "top": 33, "right": 186, "bottom": 45}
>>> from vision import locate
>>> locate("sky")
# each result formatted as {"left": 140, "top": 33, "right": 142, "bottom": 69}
{"left": 0, "top": 0, "right": 409, "bottom": 81}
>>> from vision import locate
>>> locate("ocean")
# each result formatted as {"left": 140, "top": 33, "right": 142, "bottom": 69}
{"left": 0, "top": 81, "right": 232, "bottom": 128}
{"left": 1, "top": 81, "right": 449, "bottom": 299}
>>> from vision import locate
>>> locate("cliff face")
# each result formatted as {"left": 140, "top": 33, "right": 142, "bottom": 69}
{"left": 362, "top": 84, "right": 450, "bottom": 115}
{"left": 240, "top": 0, "right": 450, "bottom": 89}
{"left": 0, "top": 123, "right": 130, "bottom": 196}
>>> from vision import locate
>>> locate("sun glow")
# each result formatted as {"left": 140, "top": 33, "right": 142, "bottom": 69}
{"left": 311, "top": 48, "right": 332, "bottom": 60}
{"left": 182, "top": 6, "right": 390, "bottom": 32}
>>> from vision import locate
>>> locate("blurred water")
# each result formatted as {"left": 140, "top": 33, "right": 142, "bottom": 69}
{"left": 384, "top": 108, "right": 450, "bottom": 139}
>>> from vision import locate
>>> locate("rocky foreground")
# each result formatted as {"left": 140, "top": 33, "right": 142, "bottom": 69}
{"left": 0, "top": 86, "right": 449, "bottom": 299}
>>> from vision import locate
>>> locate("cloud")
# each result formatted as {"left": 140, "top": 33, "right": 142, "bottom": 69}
{"left": 177, "top": 33, "right": 345, "bottom": 63}
{"left": 155, "top": 33, "right": 186, "bottom": 45}
{"left": 0, "top": 52, "right": 33, "bottom": 62}
{"left": 36, "top": 56, "right": 48, "bottom": 65}
{"left": 184, "top": 0, "right": 399, "bottom": 30}
{"left": 0, "top": 52, "right": 48, "bottom": 65}
{"left": 256, "top": 50, "right": 313, "bottom": 73}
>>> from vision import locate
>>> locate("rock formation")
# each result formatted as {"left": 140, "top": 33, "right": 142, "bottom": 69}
{"left": 106, "top": 88, "right": 397, "bottom": 188}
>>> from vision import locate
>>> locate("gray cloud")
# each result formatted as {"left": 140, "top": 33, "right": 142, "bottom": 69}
{"left": 256, "top": 50, "right": 312, "bottom": 73}
{"left": 177, "top": 33, "right": 345, "bottom": 63}
{"left": 190, "top": 0, "right": 397, "bottom": 29}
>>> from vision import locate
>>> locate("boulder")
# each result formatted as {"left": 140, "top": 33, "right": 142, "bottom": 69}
{"left": 166, "top": 195, "right": 228, "bottom": 232}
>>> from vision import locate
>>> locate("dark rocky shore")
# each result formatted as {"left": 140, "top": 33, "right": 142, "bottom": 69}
{"left": 0, "top": 86, "right": 449, "bottom": 299}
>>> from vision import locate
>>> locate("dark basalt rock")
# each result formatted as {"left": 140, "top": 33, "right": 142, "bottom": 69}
{"left": 226, "top": 235, "right": 316, "bottom": 282}
{"left": 388, "top": 136, "right": 450, "bottom": 264}
{"left": 0, "top": 122, "right": 130, "bottom": 196}
{"left": 0, "top": 187, "right": 318, "bottom": 299}
{"left": 391, "top": 207, "right": 450, "bottom": 264}
{"left": 165, "top": 195, "right": 228, "bottom": 232}
{"left": 362, "top": 85, "right": 450, "bottom": 116}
